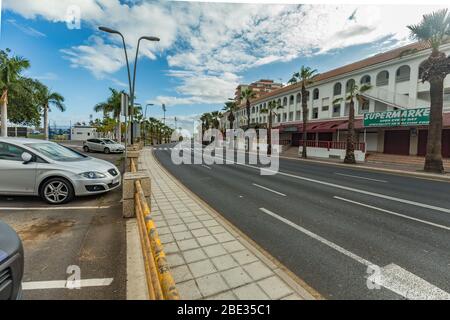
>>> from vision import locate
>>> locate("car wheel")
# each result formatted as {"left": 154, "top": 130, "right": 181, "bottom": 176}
{"left": 40, "top": 177, "right": 74, "bottom": 205}
{"left": 104, "top": 147, "right": 110, "bottom": 154}
{"left": 83, "top": 145, "right": 90, "bottom": 152}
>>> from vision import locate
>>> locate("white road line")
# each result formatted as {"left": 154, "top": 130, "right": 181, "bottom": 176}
{"left": 259, "top": 207, "right": 450, "bottom": 300}
{"left": 201, "top": 165, "right": 211, "bottom": 169}
{"left": 194, "top": 150, "right": 450, "bottom": 214}
{"left": 368, "top": 264, "right": 450, "bottom": 300}
{"left": 252, "top": 183, "right": 286, "bottom": 196}
{"left": 22, "top": 278, "right": 113, "bottom": 290}
{"left": 335, "top": 172, "right": 387, "bottom": 183}
{"left": 259, "top": 207, "right": 372, "bottom": 266}
{"left": 334, "top": 196, "right": 450, "bottom": 231}
{"left": 0, "top": 206, "right": 114, "bottom": 211}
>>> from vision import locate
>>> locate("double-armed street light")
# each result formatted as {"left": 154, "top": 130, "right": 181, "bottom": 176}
{"left": 98, "top": 26, "right": 160, "bottom": 145}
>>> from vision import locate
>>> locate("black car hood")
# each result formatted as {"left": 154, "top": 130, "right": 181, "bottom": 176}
{"left": 0, "top": 221, "right": 22, "bottom": 262}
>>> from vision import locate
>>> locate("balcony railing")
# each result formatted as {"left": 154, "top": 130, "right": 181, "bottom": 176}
{"left": 299, "top": 140, "right": 366, "bottom": 152}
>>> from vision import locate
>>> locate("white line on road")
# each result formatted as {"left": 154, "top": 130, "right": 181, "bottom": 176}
{"left": 0, "top": 206, "right": 114, "bottom": 211}
{"left": 334, "top": 196, "right": 450, "bottom": 231}
{"left": 259, "top": 207, "right": 372, "bottom": 266}
{"left": 368, "top": 264, "right": 450, "bottom": 300}
{"left": 201, "top": 165, "right": 211, "bottom": 169}
{"left": 195, "top": 151, "right": 450, "bottom": 214}
{"left": 259, "top": 207, "right": 450, "bottom": 299}
{"left": 335, "top": 172, "right": 387, "bottom": 183}
{"left": 252, "top": 183, "right": 286, "bottom": 196}
{"left": 22, "top": 278, "right": 114, "bottom": 290}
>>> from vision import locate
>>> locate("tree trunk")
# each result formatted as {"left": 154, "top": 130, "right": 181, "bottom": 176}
{"left": 344, "top": 99, "right": 356, "bottom": 164}
{"left": 1, "top": 90, "right": 8, "bottom": 137}
{"left": 44, "top": 105, "right": 49, "bottom": 140}
{"left": 116, "top": 117, "right": 122, "bottom": 143}
{"left": 246, "top": 100, "right": 251, "bottom": 130}
{"left": 267, "top": 111, "right": 272, "bottom": 155}
{"left": 301, "top": 86, "right": 308, "bottom": 158}
{"left": 424, "top": 77, "right": 444, "bottom": 173}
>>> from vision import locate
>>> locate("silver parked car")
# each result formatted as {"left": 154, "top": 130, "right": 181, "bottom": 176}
{"left": 83, "top": 138, "right": 125, "bottom": 154}
{"left": 0, "top": 137, "right": 121, "bottom": 204}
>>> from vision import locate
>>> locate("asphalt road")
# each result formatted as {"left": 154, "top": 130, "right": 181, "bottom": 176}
{"left": 0, "top": 147, "right": 126, "bottom": 300}
{"left": 153, "top": 142, "right": 450, "bottom": 300}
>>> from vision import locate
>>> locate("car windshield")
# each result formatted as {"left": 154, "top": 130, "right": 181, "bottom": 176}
{"left": 26, "top": 143, "right": 86, "bottom": 162}
{"left": 103, "top": 139, "right": 116, "bottom": 144}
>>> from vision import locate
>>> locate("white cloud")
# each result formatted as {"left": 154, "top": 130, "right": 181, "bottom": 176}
{"left": 4, "top": 1, "right": 447, "bottom": 106}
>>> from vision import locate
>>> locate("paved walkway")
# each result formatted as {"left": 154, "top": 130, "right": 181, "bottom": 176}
{"left": 139, "top": 148, "right": 317, "bottom": 300}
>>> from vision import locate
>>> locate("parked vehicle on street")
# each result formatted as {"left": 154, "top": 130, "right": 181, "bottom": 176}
{"left": 83, "top": 138, "right": 125, "bottom": 154}
{"left": 0, "top": 137, "right": 121, "bottom": 204}
{"left": 0, "top": 221, "right": 24, "bottom": 300}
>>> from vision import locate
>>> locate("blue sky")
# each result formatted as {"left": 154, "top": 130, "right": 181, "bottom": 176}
{"left": 0, "top": 1, "right": 446, "bottom": 130}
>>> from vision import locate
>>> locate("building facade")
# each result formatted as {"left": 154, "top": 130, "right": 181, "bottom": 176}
{"left": 71, "top": 125, "right": 97, "bottom": 141}
{"left": 234, "top": 79, "right": 283, "bottom": 104}
{"left": 221, "top": 41, "right": 450, "bottom": 157}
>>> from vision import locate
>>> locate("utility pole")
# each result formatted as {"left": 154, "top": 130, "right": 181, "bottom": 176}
{"left": 162, "top": 104, "right": 166, "bottom": 125}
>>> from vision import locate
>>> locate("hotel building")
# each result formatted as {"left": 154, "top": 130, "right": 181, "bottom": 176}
{"left": 221, "top": 41, "right": 450, "bottom": 158}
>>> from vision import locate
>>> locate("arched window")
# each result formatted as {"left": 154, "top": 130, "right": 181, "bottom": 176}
{"left": 376, "top": 71, "right": 389, "bottom": 86}
{"left": 289, "top": 95, "right": 294, "bottom": 105}
{"left": 313, "top": 88, "right": 319, "bottom": 100}
{"left": 360, "top": 75, "right": 371, "bottom": 85}
{"left": 396, "top": 65, "right": 410, "bottom": 82}
{"left": 277, "top": 98, "right": 281, "bottom": 106}
{"left": 346, "top": 79, "right": 355, "bottom": 92}
{"left": 296, "top": 93, "right": 301, "bottom": 103}
{"left": 251, "top": 106, "right": 255, "bottom": 113}
{"left": 283, "top": 97, "right": 287, "bottom": 106}
{"left": 333, "top": 83, "right": 342, "bottom": 96}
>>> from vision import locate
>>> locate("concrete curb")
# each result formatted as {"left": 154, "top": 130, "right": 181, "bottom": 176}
{"left": 149, "top": 147, "right": 322, "bottom": 300}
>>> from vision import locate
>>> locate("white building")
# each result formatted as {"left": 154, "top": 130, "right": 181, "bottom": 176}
{"left": 71, "top": 125, "right": 97, "bottom": 141}
{"left": 221, "top": 41, "right": 450, "bottom": 158}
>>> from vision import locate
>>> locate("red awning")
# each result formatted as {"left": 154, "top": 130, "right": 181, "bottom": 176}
{"left": 307, "top": 120, "right": 348, "bottom": 132}
{"left": 335, "top": 119, "right": 363, "bottom": 130}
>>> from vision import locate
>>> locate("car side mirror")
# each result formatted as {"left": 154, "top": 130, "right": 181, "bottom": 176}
{"left": 21, "top": 152, "right": 33, "bottom": 164}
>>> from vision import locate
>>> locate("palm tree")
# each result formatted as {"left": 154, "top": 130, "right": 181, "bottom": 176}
{"left": 210, "top": 111, "right": 222, "bottom": 130}
{"left": 34, "top": 81, "right": 66, "bottom": 140}
{"left": 290, "top": 66, "right": 318, "bottom": 158}
{"left": 222, "top": 101, "right": 239, "bottom": 130}
{"left": 260, "top": 100, "right": 283, "bottom": 155}
{"left": 240, "top": 88, "right": 256, "bottom": 129}
{"left": 333, "top": 83, "right": 371, "bottom": 164}
{"left": 408, "top": 9, "right": 450, "bottom": 173}
{"left": 94, "top": 88, "right": 124, "bottom": 142}
{"left": 0, "top": 49, "right": 30, "bottom": 137}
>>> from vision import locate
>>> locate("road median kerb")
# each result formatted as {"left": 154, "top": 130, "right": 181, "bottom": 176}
{"left": 143, "top": 147, "right": 322, "bottom": 300}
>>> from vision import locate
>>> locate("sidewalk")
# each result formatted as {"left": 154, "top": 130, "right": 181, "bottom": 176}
{"left": 138, "top": 148, "right": 318, "bottom": 300}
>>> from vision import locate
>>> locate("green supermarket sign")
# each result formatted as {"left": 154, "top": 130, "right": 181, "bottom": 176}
{"left": 363, "top": 108, "right": 430, "bottom": 127}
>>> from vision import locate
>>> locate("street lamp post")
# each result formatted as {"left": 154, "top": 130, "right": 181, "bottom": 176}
{"left": 98, "top": 26, "right": 159, "bottom": 146}
{"left": 162, "top": 103, "right": 166, "bottom": 125}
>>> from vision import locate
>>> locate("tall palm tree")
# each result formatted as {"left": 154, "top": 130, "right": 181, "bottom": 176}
{"left": 240, "top": 87, "right": 256, "bottom": 129}
{"left": 94, "top": 88, "right": 124, "bottom": 141}
{"left": 333, "top": 83, "right": 371, "bottom": 164}
{"left": 222, "top": 101, "right": 239, "bottom": 130}
{"left": 34, "top": 81, "right": 66, "bottom": 140}
{"left": 408, "top": 9, "right": 450, "bottom": 173}
{"left": 210, "top": 111, "right": 223, "bottom": 129}
{"left": 0, "top": 49, "right": 30, "bottom": 137}
{"left": 290, "top": 66, "right": 318, "bottom": 158}
{"left": 260, "top": 100, "right": 283, "bottom": 155}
